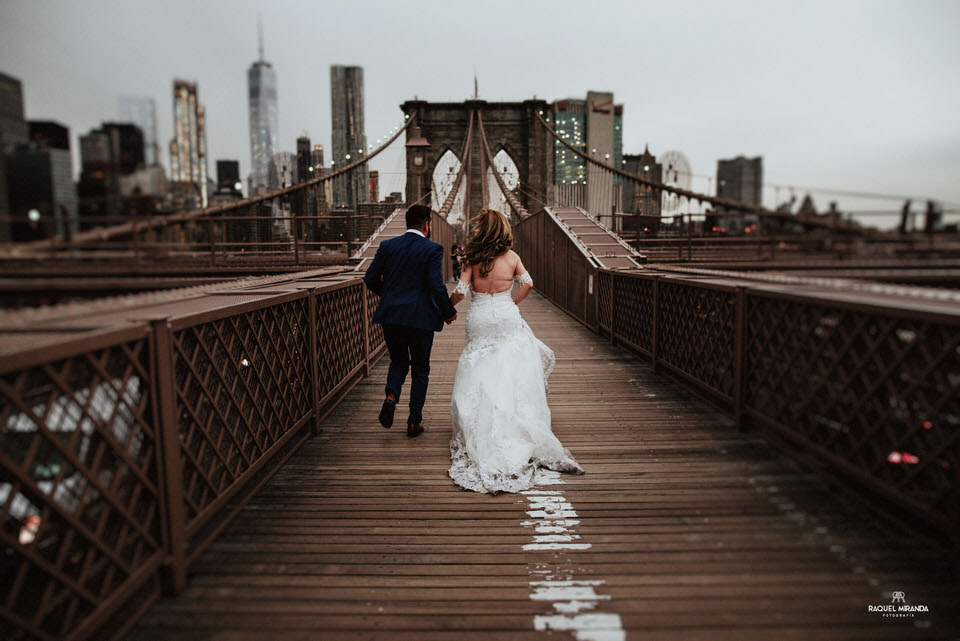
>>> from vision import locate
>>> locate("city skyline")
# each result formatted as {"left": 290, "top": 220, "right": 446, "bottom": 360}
{"left": 1, "top": 0, "right": 958, "bottom": 222}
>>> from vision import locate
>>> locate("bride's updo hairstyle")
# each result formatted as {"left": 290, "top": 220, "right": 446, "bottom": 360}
{"left": 464, "top": 208, "right": 513, "bottom": 278}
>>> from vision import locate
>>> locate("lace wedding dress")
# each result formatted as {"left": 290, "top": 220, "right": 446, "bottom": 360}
{"left": 448, "top": 273, "right": 583, "bottom": 494}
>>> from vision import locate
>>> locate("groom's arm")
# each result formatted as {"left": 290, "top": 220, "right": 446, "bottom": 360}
{"left": 428, "top": 243, "right": 457, "bottom": 322}
{"left": 363, "top": 245, "right": 386, "bottom": 296}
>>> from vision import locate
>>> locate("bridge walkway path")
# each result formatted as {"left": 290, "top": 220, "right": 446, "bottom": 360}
{"left": 129, "top": 291, "right": 959, "bottom": 641}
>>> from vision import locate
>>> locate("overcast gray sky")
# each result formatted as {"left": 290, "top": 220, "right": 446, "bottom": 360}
{"left": 2, "top": 0, "right": 959, "bottom": 222}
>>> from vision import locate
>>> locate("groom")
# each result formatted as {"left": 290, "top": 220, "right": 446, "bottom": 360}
{"left": 362, "top": 205, "right": 457, "bottom": 437}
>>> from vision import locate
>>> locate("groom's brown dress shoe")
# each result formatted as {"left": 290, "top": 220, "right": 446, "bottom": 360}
{"left": 407, "top": 423, "right": 424, "bottom": 438}
{"left": 379, "top": 396, "right": 396, "bottom": 428}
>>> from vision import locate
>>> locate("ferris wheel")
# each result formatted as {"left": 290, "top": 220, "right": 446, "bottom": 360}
{"left": 658, "top": 151, "right": 692, "bottom": 216}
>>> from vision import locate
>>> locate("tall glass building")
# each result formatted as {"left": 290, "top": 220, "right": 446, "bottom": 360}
{"left": 118, "top": 96, "right": 158, "bottom": 165}
{"left": 551, "top": 99, "right": 587, "bottom": 185}
{"left": 169, "top": 79, "right": 209, "bottom": 207}
{"left": 330, "top": 65, "right": 368, "bottom": 212}
{"left": 550, "top": 93, "right": 623, "bottom": 221}
{"left": 247, "top": 34, "right": 278, "bottom": 194}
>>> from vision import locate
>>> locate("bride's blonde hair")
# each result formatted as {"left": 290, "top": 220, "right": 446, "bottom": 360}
{"left": 464, "top": 208, "right": 513, "bottom": 278}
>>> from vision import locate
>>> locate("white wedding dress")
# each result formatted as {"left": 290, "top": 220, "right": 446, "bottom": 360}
{"left": 448, "top": 272, "right": 583, "bottom": 494}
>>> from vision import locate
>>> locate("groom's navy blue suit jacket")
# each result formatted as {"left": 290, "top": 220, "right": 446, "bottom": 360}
{"left": 363, "top": 231, "right": 456, "bottom": 332}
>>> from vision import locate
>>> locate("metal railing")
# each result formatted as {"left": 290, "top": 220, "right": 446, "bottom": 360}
{"left": 516, "top": 204, "right": 959, "bottom": 548}
{"left": 592, "top": 268, "right": 960, "bottom": 547}
{"left": 0, "top": 277, "right": 385, "bottom": 641}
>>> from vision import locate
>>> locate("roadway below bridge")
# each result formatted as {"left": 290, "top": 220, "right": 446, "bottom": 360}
{"left": 129, "top": 290, "right": 959, "bottom": 641}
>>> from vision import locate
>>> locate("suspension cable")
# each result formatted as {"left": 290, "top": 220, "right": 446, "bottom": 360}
{"left": 534, "top": 110, "right": 862, "bottom": 233}
{"left": 9, "top": 112, "right": 418, "bottom": 255}
{"left": 477, "top": 110, "right": 529, "bottom": 219}
{"left": 438, "top": 109, "right": 474, "bottom": 218}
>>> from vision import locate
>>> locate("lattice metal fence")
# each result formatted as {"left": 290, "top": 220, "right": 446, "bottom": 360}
{"left": 593, "top": 269, "right": 959, "bottom": 547}
{"left": 0, "top": 328, "right": 163, "bottom": 641}
{"left": 743, "top": 291, "right": 960, "bottom": 536}
{"left": 0, "top": 279, "right": 382, "bottom": 641}
{"left": 657, "top": 281, "right": 737, "bottom": 400}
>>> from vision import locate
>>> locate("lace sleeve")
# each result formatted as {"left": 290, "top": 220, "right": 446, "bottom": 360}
{"left": 453, "top": 280, "right": 470, "bottom": 296}
{"left": 514, "top": 272, "right": 533, "bottom": 286}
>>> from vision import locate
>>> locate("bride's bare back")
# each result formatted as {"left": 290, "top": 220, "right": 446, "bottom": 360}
{"left": 450, "top": 250, "right": 533, "bottom": 306}
{"left": 471, "top": 250, "right": 521, "bottom": 294}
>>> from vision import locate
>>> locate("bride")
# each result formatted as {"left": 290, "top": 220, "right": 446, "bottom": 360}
{"left": 447, "top": 208, "right": 583, "bottom": 494}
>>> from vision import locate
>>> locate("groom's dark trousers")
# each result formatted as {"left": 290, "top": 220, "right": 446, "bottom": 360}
{"left": 382, "top": 324, "right": 433, "bottom": 425}
{"left": 363, "top": 230, "right": 455, "bottom": 426}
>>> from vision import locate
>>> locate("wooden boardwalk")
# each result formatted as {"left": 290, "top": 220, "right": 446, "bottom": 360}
{"left": 129, "top": 291, "right": 959, "bottom": 641}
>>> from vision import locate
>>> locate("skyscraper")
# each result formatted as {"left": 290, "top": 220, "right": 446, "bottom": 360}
{"left": 714, "top": 155, "right": 763, "bottom": 233}
{"left": 248, "top": 21, "right": 278, "bottom": 194}
{"left": 78, "top": 122, "right": 144, "bottom": 226}
{"left": 549, "top": 92, "right": 623, "bottom": 221}
{"left": 169, "top": 79, "right": 209, "bottom": 207}
{"left": 311, "top": 144, "right": 324, "bottom": 176}
{"left": 716, "top": 156, "right": 763, "bottom": 206}
{"left": 0, "top": 72, "right": 29, "bottom": 147}
{"left": 28, "top": 121, "right": 70, "bottom": 151}
{"left": 312, "top": 144, "right": 330, "bottom": 215}
{"left": 296, "top": 136, "right": 312, "bottom": 183}
{"left": 118, "top": 96, "right": 159, "bottom": 165}
{"left": 5, "top": 143, "right": 77, "bottom": 241}
{"left": 101, "top": 122, "right": 145, "bottom": 174}
{"left": 267, "top": 151, "right": 296, "bottom": 189}
{"left": 551, "top": 99, "right": 586, "bottom": 186}
{"left": 216, "top": 160, "right": 241, "bottom": 194}
{"left": 0, "top": 71, "right": 29, "bottom": 240}
{"left": 330, "top": 65, "right": 368, "bottom": 211}
{"left": 585, "top": 91, "right": 621, "bottom": 226}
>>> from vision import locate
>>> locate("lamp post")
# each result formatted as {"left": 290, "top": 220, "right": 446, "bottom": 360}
{"left": 405, "top": 125, "right": 430, "bottom": 205}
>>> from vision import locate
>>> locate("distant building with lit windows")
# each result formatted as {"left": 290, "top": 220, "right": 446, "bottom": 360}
{"left": 551, "top": 99, "right": 587, "bottom": 186}
{"left": 549, "top": 92, "right": 623, "bottom": 224}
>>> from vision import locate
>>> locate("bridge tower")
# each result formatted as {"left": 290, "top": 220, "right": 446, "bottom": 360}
{"left": 401, "top": 99, "right": 551, "bottom": 229}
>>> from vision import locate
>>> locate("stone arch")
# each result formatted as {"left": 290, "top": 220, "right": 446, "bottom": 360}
{"left": 402, "top": 100, "right": 550, "bottom": 222}
{"left": 430, "top": 148, "right": 466, "bottom": 226}
{"left": 486, "top": 147, "right": 520, "bottom": 219}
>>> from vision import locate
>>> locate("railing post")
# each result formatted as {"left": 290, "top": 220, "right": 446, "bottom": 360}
{"left": 150, "top": 318, "right": 188, "bottom": 594}
{"left": 593, "top": 270, "right": 600, "bottom": 334}
{"left": 346, "top": 208, "right": 354, "bottom": 258}
{"left": 734, "top": 285, "right": 747, "bottom": 432}
{"left": 132, "top": 219, "right": 140, "bottom": 266}
{"left": 207, "top": 218, "right": 216, "bottom": 266}
{"left": 308, "top": 289, "right": 321, "bottom": 436}
{"left": 608, "top": 272, "right": 616, "bottom": 345}
{"left": 362, "top": 285, "right": 371, "bottom": 378}
{"left": 294, "top": 191, "right": 303, "bottom": 265}
{"left": 652, "top": 275, "right": 660, "bottom": 374}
